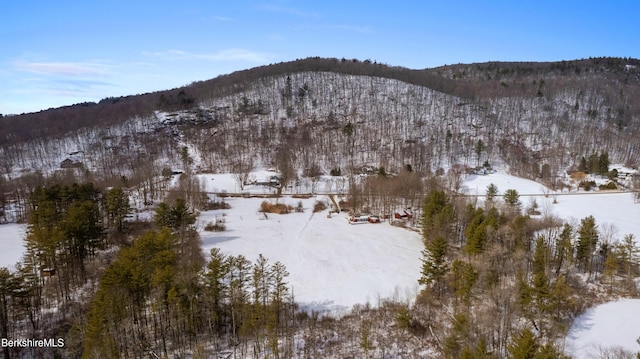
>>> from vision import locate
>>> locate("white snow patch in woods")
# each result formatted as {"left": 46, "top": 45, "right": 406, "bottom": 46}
{"left": 0, "top": 223, "right": 27, "bottom": 270}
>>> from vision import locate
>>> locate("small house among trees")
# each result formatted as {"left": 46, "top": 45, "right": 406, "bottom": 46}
{"left": 40, "top": 268, "right": 57, "bottom": 277}
{"left": 60, "top": 158, "right": 82, "bottom": 169}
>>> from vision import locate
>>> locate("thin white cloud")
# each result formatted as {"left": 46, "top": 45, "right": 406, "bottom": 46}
{"left": 144, "top": 48, "right": 273, "bottom": 63}
{"left": 12, "top": 77, "right": 117, "bottom": 97}
{"left": 212, "top": 15, "right": 233, "bottom": 22}
{"left": 328, "top": 24, "right": 375, "bottom": 34}
{"left": 13, "top": 61, "right": 110, "bottom": 77}
{"left": 6, "top": 59, "right": 119, "bottom": 104}
{"left": 213, "top": 48, "right": 273, "bottom": 62}
{"left": 259, "top": 4, "right": 320, "bottom": 18}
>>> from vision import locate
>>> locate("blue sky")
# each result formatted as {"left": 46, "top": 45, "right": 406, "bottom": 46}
{"left": 2, "top": 1, "right": 638, "bottom": 115}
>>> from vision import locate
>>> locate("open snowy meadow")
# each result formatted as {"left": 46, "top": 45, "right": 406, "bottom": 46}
{"left": 462, "top": 170, "right": 640, "bottom": 237}
{"left": 198, "top": 196, "right": 423, "bottom": 314}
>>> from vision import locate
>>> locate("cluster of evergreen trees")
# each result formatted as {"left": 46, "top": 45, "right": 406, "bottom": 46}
{"left": 0, "top": 184, "right": 130, "bottom": 357}
{"left": 0, "top": 183, "right": 298, "bottom": 358}
{"left": 26, "top": 183, "right": 105, "bottom": 288}
{"left": 418, "top": 186, "right": 640, "bottom": 358}
{"left": 578, "top": 151, "right": 611, "bottom": 176}
{"left": 83, "top": 225, "right": 295, "bottom": 358}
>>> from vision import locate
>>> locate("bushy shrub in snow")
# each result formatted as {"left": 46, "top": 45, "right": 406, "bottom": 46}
{"left": 313, "top": 201, "right": 327, "bottom": 213}
{"left": 259, "top": 200, "right": 293, "bottom": 214}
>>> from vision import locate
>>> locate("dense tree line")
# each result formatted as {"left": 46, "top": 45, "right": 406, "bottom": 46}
{"left": 0, "top": 179, "right": 299, "bottom": 358}
{"left": 25, "top": 183, "right": 105, "bottom": 299}
{"left": 417, "top": 186, "right": 640, "bottom": 358}
{"left": 83, "top": 201, "right": 296, "bottom": 358}
{"left": 0, "top": 184, "right": 131, "bottom": 357}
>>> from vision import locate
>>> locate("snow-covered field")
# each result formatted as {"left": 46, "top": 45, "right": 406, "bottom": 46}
{"left": 566, "top": 299, "right": 640, "bottom": 358}
{"left": 462, "top": 170, "right": 640, "bottom": 239}
{"left": 196, "top": 170, "right": 350, "bottom": 195}
{"left": 198, "top": 196, "right": 423, "bottom": 313}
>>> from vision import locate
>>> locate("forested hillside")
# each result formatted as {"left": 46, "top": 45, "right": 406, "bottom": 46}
{"left": 2, "top": 57, "right": 640, "bottom": 187}
{"left": 1, "top": 57, "right": 640, "bottom": 358}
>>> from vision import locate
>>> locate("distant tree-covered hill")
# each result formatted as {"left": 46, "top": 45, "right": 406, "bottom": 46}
{"left": 1, "top": 56, "right": 639, "bottom": 185}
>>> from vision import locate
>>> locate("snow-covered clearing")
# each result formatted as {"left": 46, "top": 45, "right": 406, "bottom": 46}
{"left": 195, "top": 171, "right": 424, "bottom": 313}
{"left": 198, "top": 196, "right": 423, "bottom": 314}
{"left": 462, "top": 170, "right": 640, "bottom": 239}
{"left": 196, "top": 171, "right": 350, "bottom": 195}
{"left": 0, "top": 223, "right": 27, "bottom": 270}
{"left": 566, "top": 299, "right": 640, "bottom": 358}
{"left": 463, "top": 170, "right": 550, "bottom": 196}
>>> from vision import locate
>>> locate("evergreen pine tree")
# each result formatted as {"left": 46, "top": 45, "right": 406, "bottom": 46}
{"left": 554, "top": 223, "right": 573, "bottom": 275}
{"left": 548, "top": 274, "right": 573, "bottom": 319}
{"left": 532, "top": 236, "right": 549, "bottom": 276}
{"left": 422, "top": 189, "right": 456, "bottom": 241}
{"left": 578, "top": 156, "right": 588, "bottom": 172}
{"left": 462, "top": 338, "right": 495, "bottom": 359}
{"left": 464, "top": 207, "right": 487, "bottom": 255}
{"left": 155, "top": 198, "right": 196, "bottom": 231}
{"left": 419, "top": 236, "right": 449, "bottom": 296}
{"left": 576, "top": 216, "right": 598, "bottom": 273}
{"left": 486, "top": 183, "right": 499, "bottom": 202}
{"left": 64, "top": 200, "right": 104, "bottom": 280}
{"left": 270, "top": 261, "right": 290, "bottom": 325}
{"left": 450, "top": 259, "right": 478, "bottom": 308}
{"left": 205, "top": 248, "right": 230, "bottom": 332}
{"left": 507, "top": 327, "right": 539, "bottom": 359}
{"left": 598, "top": 151, "right": 610, "bottom": 175}
{"left": 106, "top": 187, "right": 131, "bottom": 232}
{"left": 619, "top": 234, "right": 640, "bottom": 279}
{"left": 504, "top": 189, "right": 521, "bottom": 208}
{"left": 227, "top": 254, "right": 251, "bottom": 345}
{"left": 587, "top": 153, "right": 599, "bottom": 174}
{"left": 475, "top": 139, "right": 485, "bottom": 166}
{"left": 536, "top": 343, "right": 570, "bottom": 359}
{"left": 442, "top": 313, "right": 470, "bottom": 359}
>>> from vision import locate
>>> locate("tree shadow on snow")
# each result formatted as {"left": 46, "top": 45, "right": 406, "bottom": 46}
{"left": 566, "top": 308, "right": 596, "bottom": 355}
{"left": 200, "top": 235, "right": 241, "bottom": 246}
{"left": 299, "top": 300, "right": 350, "bottom": 317}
